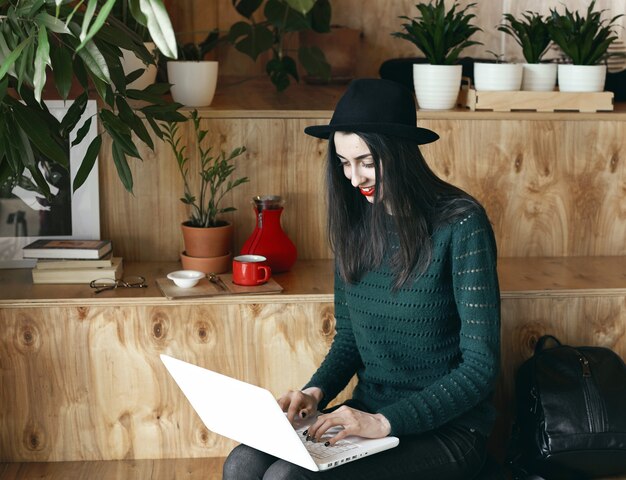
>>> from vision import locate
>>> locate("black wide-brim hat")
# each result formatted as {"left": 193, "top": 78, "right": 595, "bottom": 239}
{"left": 304, "top": 78, "right": 439, "bottom": 145}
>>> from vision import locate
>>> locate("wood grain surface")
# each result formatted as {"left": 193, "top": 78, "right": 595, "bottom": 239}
{"left": 1, "top": 257, "right": 625, "bottom": 462}
{"left": 99, "top": 83, "right": 626, "bottom": 262}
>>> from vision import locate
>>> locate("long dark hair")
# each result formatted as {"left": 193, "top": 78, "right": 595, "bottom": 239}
{"left": 326, "top": 131, "right": 479, "bottom": 289}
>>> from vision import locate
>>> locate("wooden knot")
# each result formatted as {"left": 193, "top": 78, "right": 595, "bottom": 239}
{"left": 321, "top": 308, "right": 335, "bottom": 336}
{"left": 247, "top": 304, "right": 262, "bottom": 315}
{"left": 197, "top": 426, "right": 210, "bottom": 445}
{"left": 153, "top": 322, "right": 164, "bottom": 339}
{"left": 16, "top": 322, "right": 41, "bottom": 352}
{"left": 609, "top": 153, "right": 619, "bottom": 173}
{"left": 150, "top": 310, "right": 170, "bottom": 342}
{"left": 23, "top": 427, "right": 45, "bottom": 451}
{"left": 76, "top": 306, "right": 89, "bottom": 321}
{"left": 514, "top": 154, "right": 523, "bottom": 173}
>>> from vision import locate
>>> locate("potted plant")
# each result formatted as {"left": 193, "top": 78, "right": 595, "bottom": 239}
{"left": 473, "top": 51, "right": 523, "bottom": 92}
{"left": 547, "top": 1, "right": 623, "bottom": 92}
{"left": 392, "top": 0, "right": 482, "bottom": 110}
{"left": 0, "top": 0, "right": 184, "bottom": 199}
{"left": 227, "top": 0, "right": 331, "bottom": 91}
{"left": 161, "top": 110, "right": 248, "bottom": 273}
{"left": 498, "top": 11, "right": 556, "bottom": 91}
{"left": 298, "top": 25, "right": 361, "bottom": 84}
{"left": 166, "top": 30, "right": 221, "bottom": 107}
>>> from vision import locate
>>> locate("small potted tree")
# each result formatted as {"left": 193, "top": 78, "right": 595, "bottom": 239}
{"left": 166, "top": 30, "right": 220, "bottom": 107}
{"left": 547, "top": 1, "right": 623, "bottom": 92}
{"left": 392, "top": 0, "right": 482, "bottom": 109}
{"left": 161, "top": 111, "right": 248, "bottom": 274}
{"left": 498, "top": 11, "right": 555, "bottom": 91}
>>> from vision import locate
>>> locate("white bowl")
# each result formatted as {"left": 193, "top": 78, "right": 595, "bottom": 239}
{"left": 167, "top": 270, "right": 205, "bottom": 288}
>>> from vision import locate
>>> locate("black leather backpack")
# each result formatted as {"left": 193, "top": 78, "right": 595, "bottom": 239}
{"left": 508, "top": 335, "right": 626, "bottom": 480}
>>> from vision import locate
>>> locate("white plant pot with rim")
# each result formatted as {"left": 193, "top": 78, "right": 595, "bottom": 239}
{"left": 121, "top": 41, "right": 158, "bottom": 90}
{"left": 412, "top": 64, "right": 462, "bottom": 110}
{"left": 473, "top": 63, "right": 523, "bottom": 91}
{"left": 557, "top": 64, "right": 606, "bottom": 93}
{"left": 167, "top": 61, "right": 219, "bottom": 107}
{"left": 521, "top": 63, "right": 557, "bottom": 91}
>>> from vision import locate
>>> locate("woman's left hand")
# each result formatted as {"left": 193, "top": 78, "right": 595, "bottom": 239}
{"left": 306, "top": 406, "right": 391, "bottom": 445}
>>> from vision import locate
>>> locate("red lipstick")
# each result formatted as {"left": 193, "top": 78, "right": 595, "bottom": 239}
{"left": 359, "top": 186, "right": 375, "bottom": 197}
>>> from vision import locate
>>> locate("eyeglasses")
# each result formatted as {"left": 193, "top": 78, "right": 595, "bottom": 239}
{"left": 90, "top": 276, "right": 148, "bottom": 294}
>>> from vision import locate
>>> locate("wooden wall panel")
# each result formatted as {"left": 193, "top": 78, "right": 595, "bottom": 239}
{"left": 2, "top": 294, "right": 623, "bottom": 462}
{"left": 100, "top": 115, "right": 626, "bottom": 262}
{"left": 0, "top": 302, "right": 340, "bottom": 462}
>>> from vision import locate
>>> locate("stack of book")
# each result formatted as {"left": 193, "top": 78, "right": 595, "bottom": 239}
{"left": 22, "top": 239, "right": 123, "bottom": 284}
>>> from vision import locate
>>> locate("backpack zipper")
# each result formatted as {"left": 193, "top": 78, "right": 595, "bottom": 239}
{"left": 575, "top": 350, "right": 607, "bottom": 432}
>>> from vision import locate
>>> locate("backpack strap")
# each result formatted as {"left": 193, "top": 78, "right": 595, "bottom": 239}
{"left": 534, "top": 335, "right": 562, "bottom": 354}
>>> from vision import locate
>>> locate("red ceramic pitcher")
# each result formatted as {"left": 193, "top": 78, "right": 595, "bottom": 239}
{"left": 240, "top": 196, "right": 297, "bottom": 273}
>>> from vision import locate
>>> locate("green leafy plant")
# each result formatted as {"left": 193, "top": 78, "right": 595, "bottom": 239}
{"left": 547, "top": 1, "right": 623, "bottom": 65}
{"left": 498, "top": 11, "right": 552, "bottom": 64}
{"left": 161, "top": 110, "right": 248, "bottom": 228}
{"left": 177, "top": 29, "right": 220, "bottom": 61}
{"left": 392, "top": 0, "right": 482, "bottom": 65}
{"left": 0, "top": 0, "right": 185, "bottom": 200}
{"left": 228, "top": 0, "right": 331, "bottom": 91}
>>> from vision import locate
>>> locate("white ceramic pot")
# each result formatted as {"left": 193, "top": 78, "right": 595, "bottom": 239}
{"left": 121, "top": 42, "right": 158, "bottom": 90}
{"left": 521, "top": 63, "right": 557, "bottom": 91}
{"left": 557, "top": 64, "right": 607, "bottom": 92}
{"left": 167, "top": 61, "right": 219, "bottom": 107}
{"left": 473, "top": 63, "right": 523, "bottom": 91}
{"left": 412, "top": 64, "right": 462, "bottom": 110}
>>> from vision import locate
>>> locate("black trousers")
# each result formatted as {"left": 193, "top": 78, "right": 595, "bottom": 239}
{"left": 222, "top": 424, "right": 487, "bottom": 480}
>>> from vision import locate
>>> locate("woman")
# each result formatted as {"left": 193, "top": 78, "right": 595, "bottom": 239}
{"left": 223, "top": 78, "right": 501, "bottom": 480}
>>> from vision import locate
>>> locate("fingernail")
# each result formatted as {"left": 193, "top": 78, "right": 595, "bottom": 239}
{"left": 302, "top": 429, "right": 308, "bottom": 436}
{"left": 324, "top": 441, "right": 330, "bottom": 447}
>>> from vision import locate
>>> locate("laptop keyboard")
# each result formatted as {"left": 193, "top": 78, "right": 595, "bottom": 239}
{"left": 297, "top": 428, "right": 359, "bottom": 460}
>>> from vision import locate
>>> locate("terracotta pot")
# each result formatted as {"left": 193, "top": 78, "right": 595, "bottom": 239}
{"left": 181, "top": 222, "right": 233, "bottom": 258}
{"left": 180, "top": 251, "right": 231, "bottom": 274}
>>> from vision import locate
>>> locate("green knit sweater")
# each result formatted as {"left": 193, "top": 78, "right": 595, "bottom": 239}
{"left": 305, "top": 207, "right": 501, "bottom": 437}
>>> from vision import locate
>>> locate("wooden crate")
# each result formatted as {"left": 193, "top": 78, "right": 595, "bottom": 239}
{"left": 458, "top": 87, "right": 614, "bottom": 112}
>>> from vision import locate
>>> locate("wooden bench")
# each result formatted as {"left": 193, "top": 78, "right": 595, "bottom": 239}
{"left": 1, "top": 256, "right": 625, "bottom": 470}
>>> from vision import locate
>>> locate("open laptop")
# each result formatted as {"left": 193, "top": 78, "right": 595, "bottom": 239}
{"left": 160, "top": 354, "right": 399, "bottom": 471}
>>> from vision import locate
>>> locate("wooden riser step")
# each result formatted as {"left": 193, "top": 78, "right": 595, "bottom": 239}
{"left": 0, "top": 458, "right": 227, "bottom": 480}
{"left": 458, "top": 88, "right": 614, "bottom": 112}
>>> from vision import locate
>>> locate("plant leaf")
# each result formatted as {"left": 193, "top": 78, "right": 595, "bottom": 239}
{"left": 13, "top": 103, "right": 69, "bottom": 168}
{"left": 72, "top": 117, "right": 93, "bottom": 147}
{"left": 49, "top": 44, "right": 74, "bottom": 99}
{"left": 0, "top": 37, "right": 31, "bottom": 81}
{"left": 111, "top": 140, "right": 134, "bottom": 193}
{"left": 76, "top": 0, "right": 117, "bottom": 52}
{"left": 60, "top": 92, "right": 89, "bottom": 137}
{"left": 34, "top": 25, "right": 51, "bottom": 103}
{"left": 232, "top": 0, "right": 264, "bottom": 19}
{"left": 139, "top": 0, "right": 177, "bottom": 58}
{"left": 73, "top": 134, "right": 101, "bottom": 192}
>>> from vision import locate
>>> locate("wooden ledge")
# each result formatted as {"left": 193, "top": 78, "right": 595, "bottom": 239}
{"left": 0, "top": 458, "right": 226, "bottom": 480}
{"left": 186, "top": 76, "right": 626, "bottom": 121}
{"left": 0, "top": 256, "right": 624, "bottom": 307}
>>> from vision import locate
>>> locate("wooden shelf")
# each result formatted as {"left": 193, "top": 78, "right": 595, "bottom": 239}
{"left": 1, "top": 257, "right": 624, "bottom": 307}
{"left": 192, "top": 76, "right": 626, "bottom": 121}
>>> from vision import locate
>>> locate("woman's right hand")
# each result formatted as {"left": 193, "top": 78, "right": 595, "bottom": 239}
{"left": 277, "top": 387, "right": 324, "bottom": 424}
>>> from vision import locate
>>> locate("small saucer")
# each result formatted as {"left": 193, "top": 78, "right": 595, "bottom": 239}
{"left": 167, "top": 270, "right": 205, "bottom": 288}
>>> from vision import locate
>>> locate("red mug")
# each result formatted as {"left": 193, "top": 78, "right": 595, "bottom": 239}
{"left": 232, "top": 255, "right": 271, "bottom": 286}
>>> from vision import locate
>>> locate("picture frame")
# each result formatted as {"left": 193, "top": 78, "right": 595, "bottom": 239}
{"left": 0, "top": 100, "right": 100, "bottom": 268}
